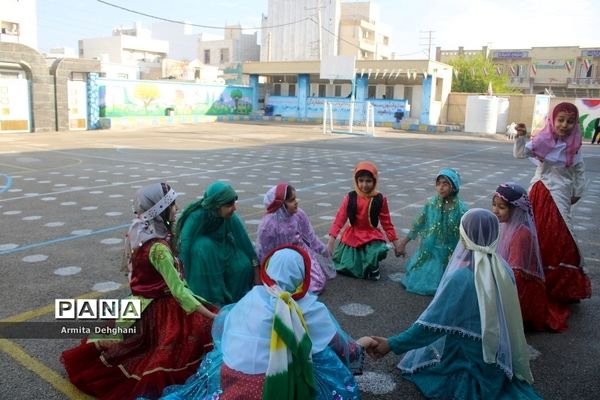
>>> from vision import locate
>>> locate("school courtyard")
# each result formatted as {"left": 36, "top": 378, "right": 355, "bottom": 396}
{"left": 0, "top": 123, "right": 599, "bottom": 399}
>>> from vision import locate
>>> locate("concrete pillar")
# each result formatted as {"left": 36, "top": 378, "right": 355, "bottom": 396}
{"left": 420, "top": 75, "right": 432, "bottom": 124}
{"left": 249, "top": 74, "right": 259, "bottom": 112}
{"left": 297, "top": 74, "right": 310, "bottom": 118}
{"left": 355, "top": 74, "right": 368, "bottom": 102}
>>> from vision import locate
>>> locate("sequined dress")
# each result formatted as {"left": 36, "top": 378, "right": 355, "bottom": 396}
{"left": 401, "top": 195, "right": 468, "bottom": 295}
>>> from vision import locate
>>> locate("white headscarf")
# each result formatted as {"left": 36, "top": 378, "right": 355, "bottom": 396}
{"left": 124, "top": 183, "right": 177, "bottom": 277}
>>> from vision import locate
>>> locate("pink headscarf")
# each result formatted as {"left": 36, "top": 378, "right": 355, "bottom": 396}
{"left": 531, "top": 102, "right": 582, "bottom": 167}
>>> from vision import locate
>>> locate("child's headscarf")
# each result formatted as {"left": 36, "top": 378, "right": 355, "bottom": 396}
{"left": 531, "top": 102, "right": 582, "bottom": 167}
{"left": 353, "top": 161, "right": 379, "bottom": 197}
{"left": 264, "top": 183, "right": 290, "bottom": 217}
{"left": 126, "top": 182, "right": 176, "bottom": 253}
{"left": 400, "top": 209, "right": 533, "bottom": 384}
{"left": 124, "top": 183, "right": 177, "bottom": 279}
{"left": 437, "top": 168, "right": 461, "bottom": 194}
{"left": 494, "top": 183, "right": 544, "bottom": 279}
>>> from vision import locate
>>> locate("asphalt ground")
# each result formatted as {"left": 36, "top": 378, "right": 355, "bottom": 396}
{"left": 0, "top": 123, "right": 599, "bottom": 400}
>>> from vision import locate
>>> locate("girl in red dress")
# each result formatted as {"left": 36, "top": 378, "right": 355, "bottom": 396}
{"left": 493, "top": 182, "right": 569, "bottom": 331}
{"left": 61, "top": 182, "right": 217, "bottom": 400}
{"left": 513, "top": 103, "right": 591, "bottom": 307}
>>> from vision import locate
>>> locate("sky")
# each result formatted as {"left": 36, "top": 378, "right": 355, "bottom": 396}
{"left": 35, "top": 0, "right": 600, "bottom": 59}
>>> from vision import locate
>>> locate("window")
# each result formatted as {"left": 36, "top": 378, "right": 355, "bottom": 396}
{"left": 368, "top": 85, "right": 376, "bottom": 99}
{"left": 288, "top": 84, "right": 296, "bottom": 96}
{"left": 318, "top": 84, "right": 326, "bottom": 97}
{"left": 0, "top": 22, "right": 19, "bottom": 36}
{"left": 220, "top": 48, "right": 229, "bottom": 63}
{"left": 385, "top": 86, "right": 394, "bottom": 99}
{"left": 204, "top": 49, "right": 210, "bottom": 64}
{"left": 334, "top": 85, "right": 342, "bottom": 97}
{"left": 194, "top": 68, "right": 201, "bottom": 79}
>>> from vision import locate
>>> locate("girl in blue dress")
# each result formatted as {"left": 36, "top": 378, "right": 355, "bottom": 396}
{"left": 397, "top": 168, "right": 468, "bottom": 295}
{"left": 367, "top": 209, "right": 542, "bottom": 400}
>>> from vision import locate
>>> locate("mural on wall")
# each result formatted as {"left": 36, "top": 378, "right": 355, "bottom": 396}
{"left": 98, "top": 79, "right": 253, "bottom": 117}
{"left": 266, "top": 96, "right": 407, "bottom": 123}
{"left": 575, "top": 98, "right": 600, "bottom": 139}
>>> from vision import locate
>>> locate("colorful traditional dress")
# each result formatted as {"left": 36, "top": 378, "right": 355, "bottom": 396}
{"left": 330, "top": 161, "right": 398, "bottom": 280}
{"left": 61, "top": 183, "right": 215, "bottom": 400}
{"left": 160, "top": 245, "right": 365, "bottom": 400}
{"left": 513, "top": 102, "right": 591, "bottom": 303}
{"left": 401, "top": 168, "right": 468, "bottom": 295}
{"left": 389, "top": 209, "right": 541, "bottom": 400}
{"left": 495, "top": 183, "right": 570, "bottom": 331}
{"left": 177, "top": 181, "right": 258, "bottom": 306}
{"left": 257, "top": 183, "right": 335, "bottom": 294}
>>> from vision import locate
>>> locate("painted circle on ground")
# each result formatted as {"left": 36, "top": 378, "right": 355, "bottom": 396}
{"left": 339, "top": 303, "right": 374, "bottom": 317}
{"left": 355, "top": 371, "right": 396, "bottom": 395}
{"left": 92, "top": 281, "right": 122, "bottom": 292}
{"left": 54, "top": 266, "right": 82, "bottom": 276}
{"left": 23, "top": 254, "right": 49, "bottom": 263}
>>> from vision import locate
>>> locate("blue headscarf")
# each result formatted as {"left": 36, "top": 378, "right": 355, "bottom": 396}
{"left": 437, "top": 168, "right": 461, "bottom": 193}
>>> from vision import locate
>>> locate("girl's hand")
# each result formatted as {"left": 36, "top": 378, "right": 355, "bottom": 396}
{"left": 326, "top": 236, "right": 336, "bottom": 256}
{"left": 369, "top": 336, "right": 392, "bottom": 359}
{"left": 515, "top": 123, "right": 527, "bottom": 137}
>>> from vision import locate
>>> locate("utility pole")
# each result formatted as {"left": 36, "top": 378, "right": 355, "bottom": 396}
{"left": 419, "top": 30, "right": 435, "bottom": 60}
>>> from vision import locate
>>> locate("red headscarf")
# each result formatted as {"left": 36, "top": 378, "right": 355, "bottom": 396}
{"left": 265, "top": 183, "right": 288, "bottom": 214}
{"left": 531, "top": 102, "right": 582, "bottom": 167}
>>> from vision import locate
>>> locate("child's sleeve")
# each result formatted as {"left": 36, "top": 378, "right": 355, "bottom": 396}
{"left": 149, "top": 242, "right": 200, "bottom": 314}
{"left": 379, "top": 197, "right": 398, "bottom": 242}
{"left": 298, "top": 209, "right": 327, "bottom": 253}
{"left": 513, "top": 136, "right": 533, "bottom": 159}
{"left": 572, "top": 161, "right": 586, "bottom": 198}
{"left": 407, "top": 204, "right": 428, "bottom": 240}
{"left": 329, "top": 194, "right": 349, "bottom": 238}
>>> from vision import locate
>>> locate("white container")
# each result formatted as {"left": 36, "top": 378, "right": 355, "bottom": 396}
{"left": 464, "top": 96, "right": 499, "bottom": 134}
{"left": 495, "top": 97, "right": 510, "bottom": 133}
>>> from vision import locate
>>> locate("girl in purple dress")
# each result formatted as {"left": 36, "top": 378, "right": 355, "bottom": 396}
{"left": 256, "top": 183, "right": 335, "bottom": 293}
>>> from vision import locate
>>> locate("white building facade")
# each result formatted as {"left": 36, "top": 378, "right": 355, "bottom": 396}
{"left": 260, "top": 0, "right": 390, "bottom": 62}
{"left": 78, "top": 22, "right": 168, "bottom": 80}
{"left": 0, "top": 0, "right": 37, "bottom": 49}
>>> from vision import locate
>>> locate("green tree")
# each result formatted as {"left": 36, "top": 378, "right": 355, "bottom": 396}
{"left": 447, "top": 56, "right": 516, "bottom": 94}
{"left": 230, "top": 89, "right": 243, "bottom": 112}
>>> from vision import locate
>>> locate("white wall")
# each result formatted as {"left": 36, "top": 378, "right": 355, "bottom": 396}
{"left": 0, "top": 0, "right": 37, "bottom": 49}
{"left": 152, "top": 21, "right": 199, "bottom": 61}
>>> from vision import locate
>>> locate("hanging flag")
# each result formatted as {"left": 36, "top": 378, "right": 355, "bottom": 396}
{"left": 471, "top": 67, "right": 475, "bottom": 77}
{"left": 482, "top": 67, "right": 489, "bottom": 76}
{"left": 509, "top": 64, "right": 516, "bottom": 76}
{"left": 453, "top": 68, "right": 459, "bottom": 79}
{"left": 530, "top": 64, "right": 537, "bottom": 76}
{"left": 495, "top": 65, "right": 502, "bottom": 75}
{"left": 548, "top": 60, "right": 556, "bottom": 64}
{"left": 565, "top": 60, "right": 572, "bottom": 73}
{"left": 422, "top": 70, "right": 429, "bottom": 78}
{"left": 583, "top": 58, "right": 592, "bottom": 72}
